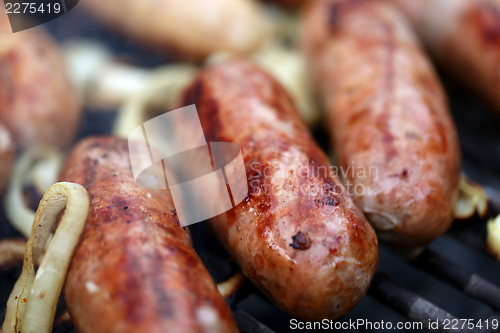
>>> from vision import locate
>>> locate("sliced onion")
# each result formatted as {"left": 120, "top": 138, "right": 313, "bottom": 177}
{"left": 217, "top": 271, "right": 245, "bottom": 301}
{"left": 4, "top": 146, "right": 63, "bottom": 238}
{"left": 113, "top": 65, "right": 198, "bottom": 137}
{"left": 487, "top": 215, "right": 500, "bottom": 261}
{"left": 2, "top": 182, "right": 89, "bottom": 333}
{"left": 454, "top": 173, "right": 489, "bottom": 220}
{"left": 253, "top": 46, "right": 320, "bottom": 126}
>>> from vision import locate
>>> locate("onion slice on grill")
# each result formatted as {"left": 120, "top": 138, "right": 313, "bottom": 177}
{"left": 2, "top": 182, "right": 89, "bottom": 333}
{"left": 4, "top": 146, "right": 63, "bottom": 238}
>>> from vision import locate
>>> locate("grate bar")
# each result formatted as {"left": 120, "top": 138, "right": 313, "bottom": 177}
{"left": 413, "top": 249, "right": 500, "bottom": 311}
{"left": 233, "top": 310, "right": 277, "bottom": 333}
{"left": 369, "top": 272, "right": 475, "bottom": 333}
{"left": 448, "top": 227, "right": 487, "bottom": 253}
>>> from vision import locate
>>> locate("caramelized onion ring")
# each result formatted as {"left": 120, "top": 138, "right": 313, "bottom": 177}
{"left": 2, "top": 182, "right": 89, "bottom": 333}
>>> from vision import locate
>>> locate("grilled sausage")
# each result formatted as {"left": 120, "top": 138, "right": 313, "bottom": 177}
{"left": 263, "top": 0, "right": 305, "bottom": 8}
{"left": 301, "top": 0, "right": 461, "bottom": 247}
{"left": 182, "top": 59, "right": 378, "bottom": 321}
{"left": 0, "top": 123, "right": 14, "bottom": 192}
{"left": 58, "top": 136, "right": 238, "bottom": 333}
{"left": 0, "top": 14, "right": 81, "bottom": 150}
{"left": 390, "top": 0, "right": 500, "bottom": 113}
{"left": 81, "top": 0, "right": 270, "bottom": 60}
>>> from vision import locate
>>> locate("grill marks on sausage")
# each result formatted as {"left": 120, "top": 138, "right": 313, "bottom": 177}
{"left": 120, "top": 241, "right": 176, "bottom": 323}
{"left": 183, "top": 78, "right": 224, "bottom": 143}
{"left": 148, "top": 250, "right": 175, "bottom": 319}
{"left": 379, "top": 23, "right": 398, "bottom": 162}
{"left": 200, "top": 98, "right": 222, "bottom": 142}
{"left": 121, "top": 248, "right": 146, "bottom": 323}
{"left": 60, "top": 137, "right": 239, "bottom": 332}
{"left": 328, "top": 2, "right": 342, "bottom": 32}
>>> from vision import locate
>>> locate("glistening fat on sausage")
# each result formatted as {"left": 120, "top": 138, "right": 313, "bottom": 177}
{"left": 182, "top": 59, "right": 378, "bottom": 321}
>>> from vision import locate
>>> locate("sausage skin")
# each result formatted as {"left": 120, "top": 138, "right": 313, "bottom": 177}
{"left": 58, "top": 136, "right": 238, "bottom": 333}
{"left": 301, "top": 0, "right": 461, "bottom": 247}
{"left": 182, "top": 59, "right": 378, "bottom": 321}
{"left": 0, "top": 15, "right": 81, "bottom": 150}
{"left": 0, "top": 123, "right": 14, "bottom": 192}
{"left": 263, "top": 0, "right": 305, "bottom": 8}
{"left": 390, "top": 0, "right": 500, "bottom": 114}
{"left": 81, "top": 0, "right": 270, "bottom": 60}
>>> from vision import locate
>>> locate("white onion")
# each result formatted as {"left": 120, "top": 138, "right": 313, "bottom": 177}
{"left": 2, "top": 182, "right": 89, "bottom": 333}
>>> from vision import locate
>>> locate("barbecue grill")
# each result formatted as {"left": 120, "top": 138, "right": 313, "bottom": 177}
{"left": 1, "top": 5, "right": 500, "bottom": 333}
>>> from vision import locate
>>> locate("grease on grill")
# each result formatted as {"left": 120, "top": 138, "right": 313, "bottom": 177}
{"left": 290, "top": 231, "right": 312, "bottom": 250}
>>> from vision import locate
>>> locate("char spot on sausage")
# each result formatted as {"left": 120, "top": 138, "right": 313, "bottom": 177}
{"left": 388, "top": 167, "right": 408, "bottom": 179}
{"left": 316, "top": 195, "right": 340, "bottom": 206}
{"left": 170, "top": 209, "right": 181, "bottom": 226}
{"left": 401, "top": 168, "right": 408, "bottom": 178}
{"left": 290, "top": 231, "right": 312, "bottom": 250}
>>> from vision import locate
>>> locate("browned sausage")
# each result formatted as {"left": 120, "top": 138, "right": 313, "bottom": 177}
{"left": 182, "top": 59, "right": 378, "bottom": 321}
{"left": 58, "top": 136, "right": 238, "bottom": 333}
{"left": 262, "top": 0, "right": 305, "bottom": 8}
{"left": 0, "top": 14, "right": 81, "bottom": 150}
{"left": 390, "top": 0, "right": 500, "bottom": 114}
{"left": 301, "top": 0, "right": 461, "bottom": 248}
{"left": 81, "top": 0, "right": 270, "bottom": 60}
{"left": 0, "top": 122, "right": 14, "bottom": 192}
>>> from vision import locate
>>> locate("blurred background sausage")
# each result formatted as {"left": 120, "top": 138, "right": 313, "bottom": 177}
{"left": 301, "top": 0, "right": 461, "bottom": 248}
{"left": 81, "top": 0, "right": 272, "bottom": 60}
{"left": 262, "top": 0, "right": 306, "bottom": 9}
{"left": 390, "top": 0, "right": 500, "bottom": 115}
{"left": 0, "top": 13, "right": 81, "bottom": 151}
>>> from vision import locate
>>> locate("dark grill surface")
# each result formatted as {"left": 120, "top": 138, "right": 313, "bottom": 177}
{"left": 1, "top": 5, "right": 500, "bottom": 333}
